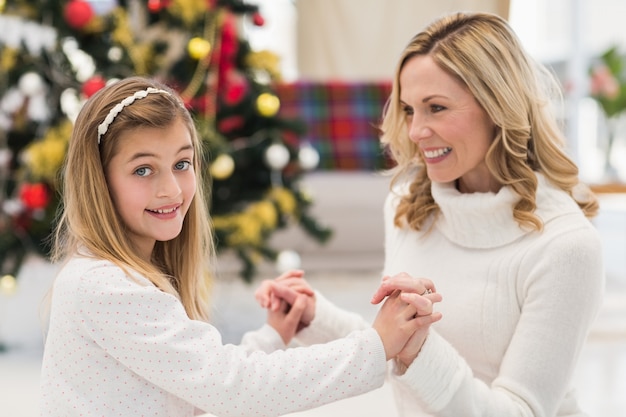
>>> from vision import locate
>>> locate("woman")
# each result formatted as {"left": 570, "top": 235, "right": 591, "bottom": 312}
{"left": 258, "top": 11, "right": 605, "bottom": 417}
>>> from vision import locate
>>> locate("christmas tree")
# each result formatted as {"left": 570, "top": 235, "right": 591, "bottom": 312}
{"left": 0, "top": 0, "right": 331, "bottom": 287}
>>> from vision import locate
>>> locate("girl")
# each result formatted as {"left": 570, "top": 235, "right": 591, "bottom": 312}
{"left": 40, "top": 76, "right": 442, "bottom": 416}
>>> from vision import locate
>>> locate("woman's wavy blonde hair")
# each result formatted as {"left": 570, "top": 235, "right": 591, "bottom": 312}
{"left": 381, "top": 12, "right": 598, "bottom": 231}
{"left": 52, "top": 76, "right": 214, "bottom": 321}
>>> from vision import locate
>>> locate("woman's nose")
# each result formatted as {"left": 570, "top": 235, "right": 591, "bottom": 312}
{"left": 408, "top": 115, "right": 432, "bottom": 143}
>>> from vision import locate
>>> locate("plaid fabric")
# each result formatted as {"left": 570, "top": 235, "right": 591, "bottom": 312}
{"left": 275, "top": 81, "right": 393, "bottom": 170}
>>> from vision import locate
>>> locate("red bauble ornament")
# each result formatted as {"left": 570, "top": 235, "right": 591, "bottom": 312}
{"left": 252, "top": 12, "right": 265, "bottom": 27}
{"left": 218, "top": 115, "right": 245, "bottom": 134}
{"left": 19, "top": 183, "right": 51, "bottom": 210}
{"left": 148, "top": 0, "right": 163, "bottom": 12}
{"left": 64, "top": 0, "right": 95, "bottom": 30}
{"left": 82, "top": 75, "right": 107, "bottom": 98}
{"left": 222, "top": 71, "right": 249, "bottom": 105}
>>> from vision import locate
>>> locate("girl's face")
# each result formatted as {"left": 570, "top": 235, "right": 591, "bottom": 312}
{"left": 399, "top": 55, "right": 499, "bottom": 193}
{"left": 105, "top": 117, "right": 196, "bottom": 261}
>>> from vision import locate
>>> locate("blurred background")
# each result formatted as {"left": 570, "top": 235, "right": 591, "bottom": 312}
{"left": 0, "top": 0, "right": 625, "bottom": 416}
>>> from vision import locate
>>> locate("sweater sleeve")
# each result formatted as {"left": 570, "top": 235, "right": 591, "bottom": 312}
{"left": 391, "top": 223, "right": 605, "bottom": 417}
{"left": 239, "top": 324, "right": 286, "bottom": 354}
{"left": 73, "top": 264, "right": 387, "bottom": 417}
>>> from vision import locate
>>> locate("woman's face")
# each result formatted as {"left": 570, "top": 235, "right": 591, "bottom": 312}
{"left": 399, "top": 54, "right": 499, "bottom": 193}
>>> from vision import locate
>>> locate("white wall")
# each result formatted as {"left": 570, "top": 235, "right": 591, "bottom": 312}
{"left": 295, "top": 0, "right": 510, "bottom": 81}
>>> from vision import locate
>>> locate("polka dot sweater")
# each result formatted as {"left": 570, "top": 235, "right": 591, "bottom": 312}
{"left": 40, "top": 256, "right": 386, "bottom": 417}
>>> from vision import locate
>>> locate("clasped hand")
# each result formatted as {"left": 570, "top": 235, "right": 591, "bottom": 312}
{"left": 255, "top": 271, "right": 442, "bottom": 366}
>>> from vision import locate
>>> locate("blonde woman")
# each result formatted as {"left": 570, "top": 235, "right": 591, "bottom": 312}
{"left": 259, "top": 12, "right": 604, "bottom": 417}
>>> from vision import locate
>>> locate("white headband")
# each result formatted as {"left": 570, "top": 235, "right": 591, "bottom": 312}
{"left": 97, "top": 87, "right": 171, "bottom": 144}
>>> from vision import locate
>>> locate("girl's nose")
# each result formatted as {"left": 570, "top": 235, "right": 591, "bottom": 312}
{"left": 157, "top": 171, "right": 182, "bottom": 198}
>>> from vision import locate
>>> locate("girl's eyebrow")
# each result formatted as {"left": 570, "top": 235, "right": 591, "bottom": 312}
{"left": 126, "top": 144, "right": 193, "bottom": 162}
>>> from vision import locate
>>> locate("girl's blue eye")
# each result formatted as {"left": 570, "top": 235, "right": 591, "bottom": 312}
{"left": 175, "top": 160, "right": 191, "bottom": 170}
{"left": 135, "top": 167, "right": 152, "bottom": 177}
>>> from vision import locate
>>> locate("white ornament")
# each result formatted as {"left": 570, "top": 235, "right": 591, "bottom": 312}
{"left": 0, "top": 149, "right": 13, "bottom": 169}
{"left": 26, "top": 94, "right": 50, "bottom": 122}
{"left": 0, "top": 113, "right": 11, "bottom": 130}
{"left": 298, "top": 143, "right": 320, "bottom": 170}
{"left": 87, "top": 0, "right": 118, "bottom": 15}
{"left": 108, "top": 46, "right": 123, "bottom": 62}
{"left": 2, "top": 199, "right": 24, "bottom": 216}
{"left": 60, "top": 88, "right": 84, "bottom": 123}
{"left": 276, "top": 250, "right": 302, "bottom": 273}
{"left": 18, "top": 72, "right": 45, "bottom": 96}
{"left": 1, "top": 89, "right": 25, "bottom": 113}
{"left": 264, "top": 143, "right": 290, "bottom": 170}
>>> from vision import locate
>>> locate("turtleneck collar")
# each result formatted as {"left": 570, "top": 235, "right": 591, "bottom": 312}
{"left": 431, "top": 173, "right": 583, "bottom": 249}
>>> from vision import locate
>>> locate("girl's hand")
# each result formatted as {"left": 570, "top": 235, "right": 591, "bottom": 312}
{"left": 267, "top": 294, "right": 308, "bottom": 345}
{"left": 254, "top": 270, "right": 316, "bottom": 329}
{"left": 255, "top": 269, "right": 313, "bottom": 310}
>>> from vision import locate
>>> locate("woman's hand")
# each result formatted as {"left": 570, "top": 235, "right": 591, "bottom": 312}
{"left": 371, "top": 272, "right": 443, "bottom": 364}
{"left": 370, "top": 272, "right": 437, "bottom": 305}
{"left": 372, "top": 290, "right": 441, "bottom": 360}
{"left": 396, "top": 291, "right": 443, "bottom": 367}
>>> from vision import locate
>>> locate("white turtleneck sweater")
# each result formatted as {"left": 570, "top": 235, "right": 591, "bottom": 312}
{"left": 294, "top": 174, "right": 605, "bottom": 417}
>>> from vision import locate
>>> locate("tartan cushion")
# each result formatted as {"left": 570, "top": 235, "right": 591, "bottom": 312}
{"left": 275, "top": 81, "right": 393, "bottom": 170}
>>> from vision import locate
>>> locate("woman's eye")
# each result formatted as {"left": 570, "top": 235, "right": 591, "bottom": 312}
{"left": 175, "top": 160, "right": 191, "bottom": 171}
{"left": 402, "top": 105, "right": 414, "bottom": 116}
{"left": 134, "top": 167, "right": 153, "bottom": 177}
{"left": 430, "top": 104, "right": 445, "bottom": 113}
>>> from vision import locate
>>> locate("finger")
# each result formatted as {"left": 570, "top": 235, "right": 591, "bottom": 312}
{"left": 270, "top": 283, "right": 305, "bottom": 306}
{"left": 254, "top": 280, "right": 274, "bottom": 308}
{"left": 412, "top": 311, "right": 443, "bottom": 326}
{"left": 274, "top": 269, "right": 305, "bottom": 282}
{"left": 400, "top": 291, "right": 442, "bottom": 316}
{"left": 277, "top": 278, "right": 315, "bottom": 296}
{"left": 372, "top": 275, "right": 437, "bottom": 304}
{"left": 284, "top": 294, "right": 307, "bottom": 326}
{"left": 270, "top": 292, "right": 281, "bottom": 312}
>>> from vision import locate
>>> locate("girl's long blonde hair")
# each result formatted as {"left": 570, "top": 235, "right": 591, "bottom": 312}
{"left": 52, "top": 76, "right": 214, "bottom": 321}
{"left": 381, "top": 12, "right": 598, "bottom": 231}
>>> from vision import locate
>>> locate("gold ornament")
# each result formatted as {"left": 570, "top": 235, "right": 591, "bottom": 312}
{"left": 246, "top": 50, "right": 282, "bottom": 81}
{"left": 209, "top": 154, "right": 235, "bottom": 180}
{"left": 169, "top": 0, "right": 208, "bottom": 27}
{"left": 249, "top": 201, "right": 278, "bottom": 229}
{"left": 0, "top": 275, "right": 17, "bottom": 296}
{"left": 268, "top": 187, "right": 296, "bottom": 215}
{"left": 24, "top": 120, "right": 72, "bottom": 183}
{"left": 256, "top": 93, "right": 280, "bottom": 117}
{"left": 187, "top": 37, "right": 212, "bottom": 60}
{"left": 1, "top": 47, "right": 18, "bottom": 73}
